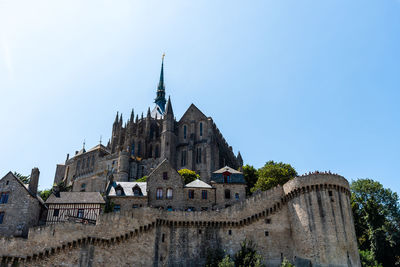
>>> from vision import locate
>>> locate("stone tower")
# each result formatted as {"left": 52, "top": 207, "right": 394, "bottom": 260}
{"left": 161, "top": 96, "right": 177, "bottom": 168}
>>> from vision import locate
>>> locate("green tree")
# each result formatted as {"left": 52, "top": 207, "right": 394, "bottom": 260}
{"left": 243, "top": 165, "right": 258, "bottom": 195}
{"left": 351, "top": 179, "right": 400, "bottom": 266}
{"left": 359, "top": 250, "right": 382, "bottom": 267}
{"left": 234, "top": 239, "right": 264, "bottom": 267}
{"left": 38, "top": 189, "right": 52, "bottom": 201}
{"left": 136, "top": 176, "right": 148, "bottom": 182}
{"left": 178, "top": 169, "right": 200, "bottom": 184}
{"left": 251, "top": 161, "right": 297, "bottom": 192}
{"left": 55, "top": 181, "right": 72, "bottom": 192}
{"left": 218, "top": 255, "right": 234, "bottom": 267}
{"left": 13, "top": 172, "right": 30, "bottom": 184}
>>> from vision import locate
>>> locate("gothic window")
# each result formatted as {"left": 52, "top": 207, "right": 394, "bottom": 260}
{"left": 202, "top": 190, "right": 207, "bottom": 200}
{"left": 225, "top": 189, "right": 231, "bottom": 199}
{"left": 156, "top": 188, "right": 163, "bottom": 199}
{"left": 77, "top": 209, "right": 84, "bottom": 218}
{"left": 199, "top": 122, "right": 203, "bottom": 137}
{"left": 183, "top": 125, "right": 187, "bottom": 139}
{"left": 235, "top": 193, "right": 239, "bottom": 200}
{"left": 131, "top": 143, "right": 135, "bottom": 156}
{"left": 149, "top": 145, "right": 153, "bottom": 158}
{"left": 53, "top": 209, "right": 59, "bottom": 217}
{"left": 188, "top": 190, "right": 194, "bottom": 199}
{"left": 155, "top": 146, "right": 159, "bottom": 158}
{"left": 181, "top": 150, "right": 187, "bottom": 166}
{"left": 167, "top": 188, "right": 173, "bottom": 199}
{"left": 81, "top": 184, "right": 86, "bottom": 192}
{"left": 163, "top": 172, "right": 168, "bottom": 180}
{"left": 0, "top": 212, "right": 4, "bottom": 224}
{"left": 196, "top": 148, "right": 202, "bottom": 164}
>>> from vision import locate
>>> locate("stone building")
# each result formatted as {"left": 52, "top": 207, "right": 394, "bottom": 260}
{"left": 106, "top": 160, "right": 246, "bottom": 213}
{"left": 0, "top": 168, "right": 46, "bottom": 237}
{"left": 45, "top": 192, "right": 105, "bottom": 225}
{"left": 0, "top": 172, "right": 361, "bottom": 266}
{"left": 53, "top": 58, "right": 243, "bottom": 193}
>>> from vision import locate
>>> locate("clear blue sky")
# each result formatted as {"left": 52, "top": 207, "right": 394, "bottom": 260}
{"left": 0, "top": 0, "right": 399, "bottom": 193}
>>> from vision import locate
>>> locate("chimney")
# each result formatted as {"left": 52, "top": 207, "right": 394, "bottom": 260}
{"left": 29, "top": 168, "right": 40, "bottom": 196}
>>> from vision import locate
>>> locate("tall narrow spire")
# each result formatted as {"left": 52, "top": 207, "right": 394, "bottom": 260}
{"left": 154, "top": 53, "right": 167, "bottom": 114}
{"left": 165, "top": 95, "right": 173, "bottom": 116}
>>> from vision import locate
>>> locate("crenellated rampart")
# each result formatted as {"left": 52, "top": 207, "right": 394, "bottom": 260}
{"left": 0, "top": 173, "right": 360, "bottom": 267}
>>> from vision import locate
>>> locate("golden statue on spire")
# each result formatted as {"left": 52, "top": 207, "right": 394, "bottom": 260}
{"left": 162, "top": 53, "right": 165, "bottom": 61}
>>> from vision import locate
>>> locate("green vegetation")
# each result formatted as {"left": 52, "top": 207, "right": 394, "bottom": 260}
{"left": 242, "top": 165, "right": 258, "bottom": 195}
{"left": 350, "top": 178, "right": 400, "bottom": 266}
{"left": 104, "top": 201, "right": 115, "bottom": 213}
{"left": 38, "top": 189, "right": 52, "bottom": 201}
{"left": 280, "top": 258, "right": 294, "bottom": 267}
{"left": 248, "top": 161, "right": 297, "bottom": 193}
{"left": 13, "top": 172, "right": 30, "bottom": 184}
{"left": 207, "top": 240, "right": 264, "bottom": 267}
{"left": 136, "top": 176, "right": 148, "bottom": 182}
{"left": 55, "top": 181, "right": 72, "bottom": 192}
{"left": 178, "top": 169, "right": 200, "bottom": 184}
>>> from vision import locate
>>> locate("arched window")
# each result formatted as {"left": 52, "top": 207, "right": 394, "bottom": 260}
{"left": 167, "top": 188, "right": 173, "bottom": 199}
{"left": 199, "top": 122, "right": 203, "bottom": 137}
{"left": 183, "top": 125, "right": 187, "bottom": 139}
{"left": 148, "top": 145, "right": 153, "bottom": 158}
{"left": 155, "top": 145, "right": 159, "bottom": 158}
{"left": 225, "top": 189, "right": 231, "bottom": 199}
{"left": 156, "top": 188, "right": 163, "bottom": 199}
{"left": 196, "top": 147, "right": 202, "bottom": 164}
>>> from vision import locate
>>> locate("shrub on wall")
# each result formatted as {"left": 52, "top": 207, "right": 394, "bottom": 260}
{"left": 178, "top": 169, "right": 200, "bottom": 184}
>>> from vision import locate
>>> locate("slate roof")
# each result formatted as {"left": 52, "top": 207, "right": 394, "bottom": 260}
{"left": 46, "top": 192, "right": 105, "bottom": 204}
{"left": 213, "top": 166, "right": 242, "bottom": 174}
{"left": 184, "top": 179, "right": 213, "bottom": 188}
{"left": 108, "top": 182, "right": 147, "bottom": 197}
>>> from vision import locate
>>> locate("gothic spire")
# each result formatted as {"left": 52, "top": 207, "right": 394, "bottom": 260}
{"left": 154, "top": 53, "right": 167, "bottom": 114}
{"left": 165, "top": 95, "right": 174, "bottom": 116}
{"left": 130, "top": 109, "right": 134, "bottom": 123}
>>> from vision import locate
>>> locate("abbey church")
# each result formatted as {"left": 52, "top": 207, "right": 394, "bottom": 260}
{"left": 0, "top": 58, "right": 361, "bottom": 267}
{"left": 53, "top": 57, "right": 243, "bottom": 194}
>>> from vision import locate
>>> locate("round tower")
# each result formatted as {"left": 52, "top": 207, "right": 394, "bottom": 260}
{"left": 116, "top": 151, "right": 130, "bottom": 181}
{"left": 284, "top": 173, "right": 360, "bottom": 266}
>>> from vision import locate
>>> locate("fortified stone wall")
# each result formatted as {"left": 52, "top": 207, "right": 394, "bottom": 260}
{"left": 0, "top": 174, "right": 360, "bottom": 267}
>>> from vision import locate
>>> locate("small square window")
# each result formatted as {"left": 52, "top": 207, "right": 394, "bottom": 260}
{"left": 113, "top": 205, "right": 120, "bottom": 212}
{"left": 198, "top": 229, "right": 202, "bottom": 234}
{"left": 328, "top": 190, "right": 333, "bottom": 197}
{"left": 228, "top": 229, "right": 232, "bottom": 235}
{"left": 265, "top": 231, "right": 269, "bottom": 236}
{"left": 77, "top": 209, "right": 84, "bottom": 218}
{"left": 265, "top": 218, "right": 271, "bottom": 224}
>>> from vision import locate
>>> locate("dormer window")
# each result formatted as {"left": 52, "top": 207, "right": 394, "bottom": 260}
{"left": 133, "top": 186, "right": 142, "bottom": 196}
{"left": 115, "top": 185, "right": 124, "bottom": 196}
{"left": 80, "top": 183, "right": 86, "bottom": 192}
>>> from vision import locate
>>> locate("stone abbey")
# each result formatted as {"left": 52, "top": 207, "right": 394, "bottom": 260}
{"left": 0, "top": 58, "right": 361, "bottom": 266}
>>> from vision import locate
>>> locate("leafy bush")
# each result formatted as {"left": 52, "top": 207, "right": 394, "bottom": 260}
{"left": 233, "top": 239, "right": 264, "bottom": 267}
{"left": 136, "top": 176, "right": 148, "bottom": 182}
{"left": 178, "top": 169, "right": 200, "bottom": 184}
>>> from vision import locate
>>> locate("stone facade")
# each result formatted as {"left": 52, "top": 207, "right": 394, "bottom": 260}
{"left": 0, "top": 169, "right": 46, "bottom": 238}
{"left": 53, "top": 60, "right": 242, "bottom": 193}
{"left": 0, "top": 173, "right": 360, "bottom": 266}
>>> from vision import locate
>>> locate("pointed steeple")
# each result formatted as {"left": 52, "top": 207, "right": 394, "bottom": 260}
{"left": 165, "top": 95, "right": 173, "bottom": 116}
{"left": 135, "top": 114, "right": 139, "bottom": 123}
{"left": 114, "top": 112, "right": 119, "bottom": 124}
{"left": 130, "top": 109, "right": 134, "bottom": 123}
{"left": 154, "top": 54, "right": 167, "bottom": 114}
{"left": 147, "top": 107, "right": 151, "bottom": 118}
